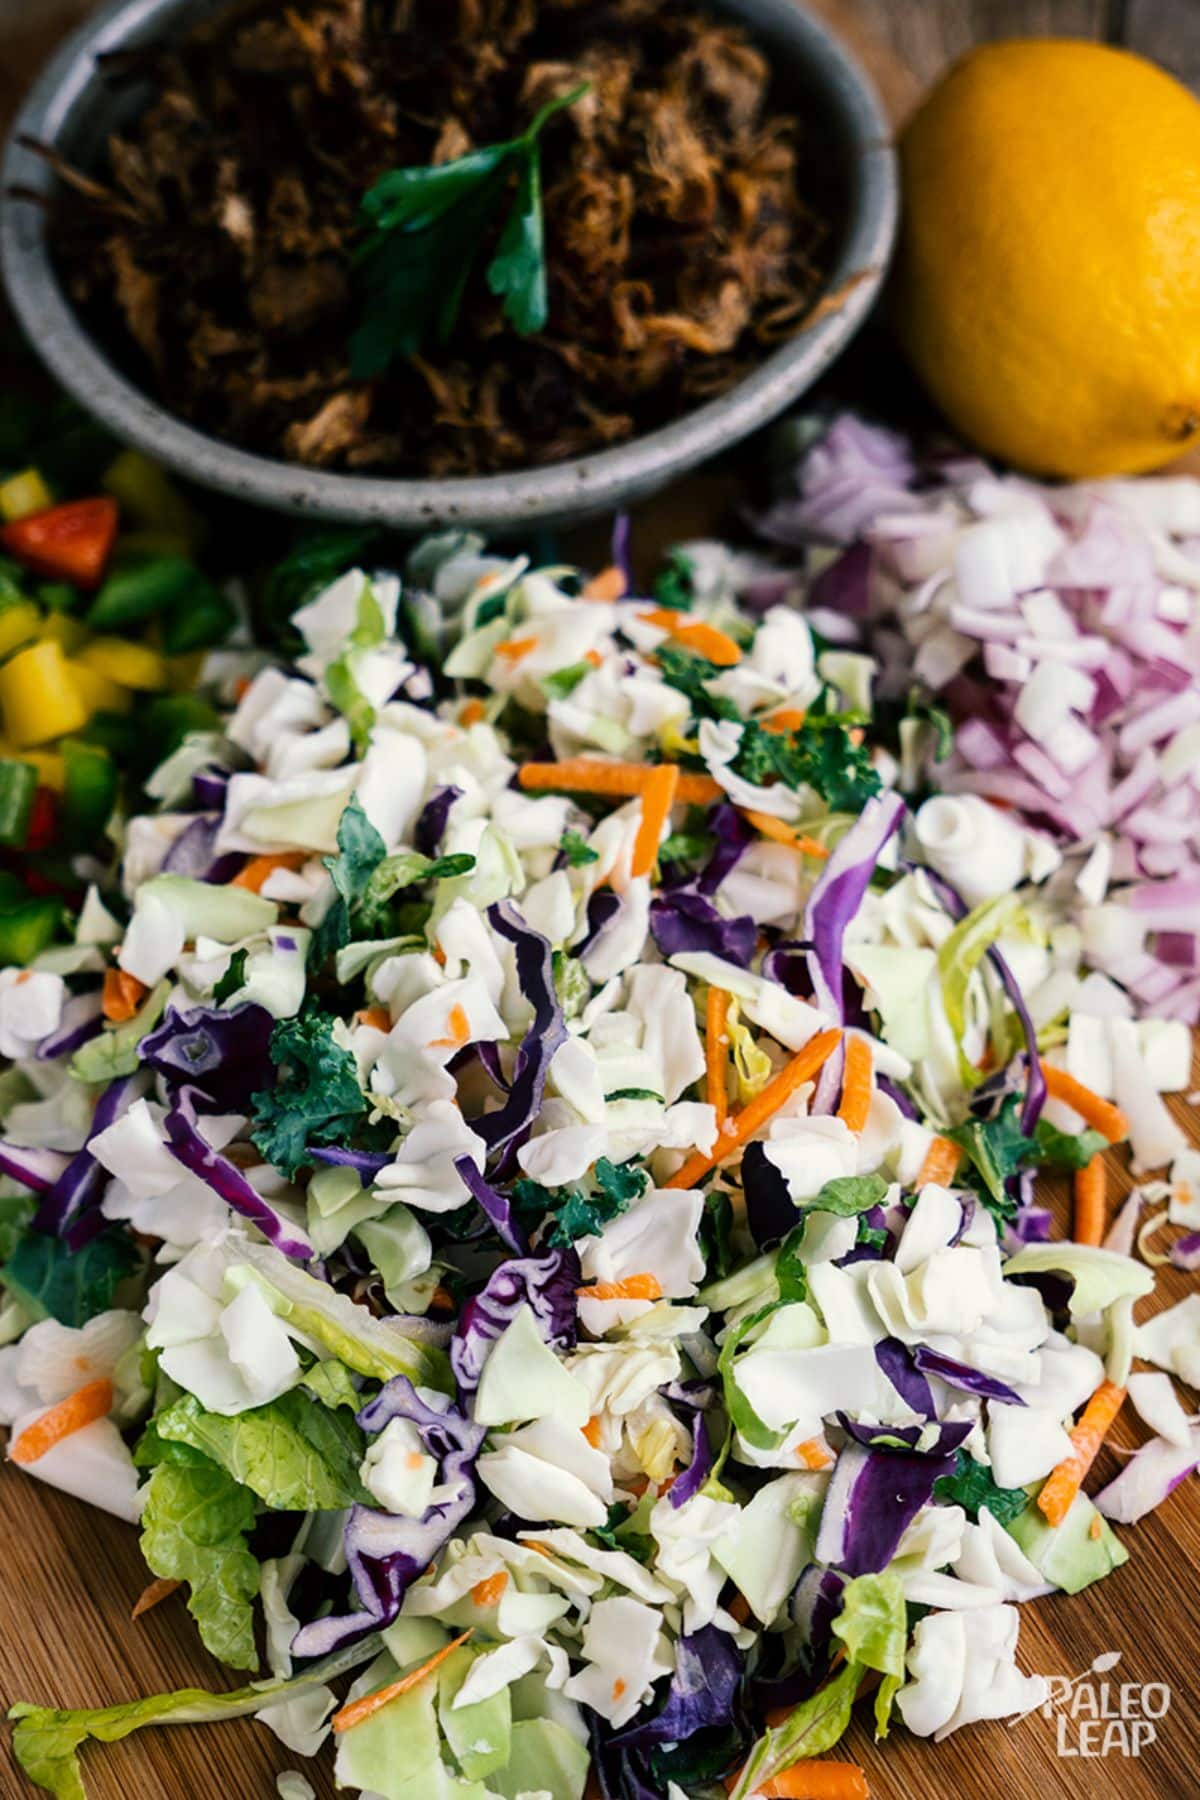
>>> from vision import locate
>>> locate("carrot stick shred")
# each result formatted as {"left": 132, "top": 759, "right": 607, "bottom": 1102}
{"left": 10, "top": 1378, "right": 113, "bottom": 1465}
{"left": 794, "top": 1436, "right": 833, "bottom": 1471}
{"left": 638, "top": 607, "right": 743, "bottom": 666}
{"left": 762, "top": 708, "right": 807, "bottom": 734}
{"left": 1043, "top": 1067, "right": 1129, "bottom": 1143}
{"left": 332, "top": 1629, "right": 473, "bottom": 1733}
{"left": 706, "top": 988, "right": 730, "bottom": 1131}
{"left": 631, "top": 764, "right": 679, "bottom": 879}
{"left": 581, "top": 1415, "right": 603, "bottom": 1448}
{"left": 131, "top": 1577, "right": 182, "bottom": 1620}
{"left": 518, "top": 757, "right": 720, "bottom": 807}
{"left": 576, "top": 1273, "right": 663, "bottom": 1302}
{"left": 1037, "top": 1379, "right": 1127, "bottom": 1526}
{"left": 739, "top": 809, "right": 830, "bottom": 858}
{"left": 460, "top": 698, "right": 486, "bottom": 727}
{"left": 494, "top": 635, "right": 539, "bottom": 662}
{"left": 915, "top": 1134, "right": 961, "bottom": 1187}
{"left": 429, "top": 1002, "right": 471, "bottom": 1050}
{"left": 581, "top": 565, "right": 626, "bottom": 602}
{"left": 101, "top": 967, "right": 147, "bottom": 1023}
{"left": 665, "top": 1028, "right": 843, "bottom": 1190}
{"left": 470, "top": 1571, "right": 508, "bottom": 1607}
{"left": 232, "top": 850, "right": 304, "bottom": 893}
{"left": 354, "top": 1006, "right": 392, "bottom": 1031}
{"left": 836, "top": 1036, "right": 873, "bottom": 1134}
{"left": 1073, "top": 1153, "right": 1108, "bottom": 1247}
{"left": 739, "top": 1762, "right": 871, "bottom": 1799}
{"left": 675, "top": 771, "right": 723, "bottom": 804}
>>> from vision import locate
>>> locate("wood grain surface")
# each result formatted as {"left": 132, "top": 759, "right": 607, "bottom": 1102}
{"left": 3, "top": 2, "right": 1200, "bottom": 1798}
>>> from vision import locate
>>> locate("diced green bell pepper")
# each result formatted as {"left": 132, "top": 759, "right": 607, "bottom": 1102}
{"left": 60, "top": 739, "right": 117, "bottom": 846}
{"left": 0, "top": 897, "right": 60, "bottom": 966}
{"left": 0, "top": 759, "right": 36, "bottom": 847}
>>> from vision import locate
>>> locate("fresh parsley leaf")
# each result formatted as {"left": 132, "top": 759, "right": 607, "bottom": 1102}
{"left": 806, "top": 1173, "right": 888, "bottom": 1217}
{"left": 213, "top": 948, "right": 247, "bottom": 1005}
{"left": 511, "top": 1156, "right": 647, "bottom": 1247}
{"left": 350, "top": 85, "right": 588, "bottom": 375}
{"left": 2, "top": 1227, "right": 141, "bottom": 1326}
{"left": 933, "top": 1449, "right": 1029, "bottom": 1526}
{"left": 659, "top": 828, "right": 714, "bottom": 872}
{"left": 655, "top": 645, "right": 740, "bottom": 722}
{"left": 594, "top": 1156, "right": 649, "bottom": 1209}
{"left": 734, "top": 711, "right": 880, "bottom": 812}
{"left": 559, "top": 828, "right": 598, "bottom": 866}
{"left": 1032, "top": 1118, "right": 1108, "bottom": 1171}
{"left": 359, "top": 850, "right": 475, "bottom": 933}
{"left": 946, "top": 1094, "right": 1035, "bottom": 1224}
{"left": 653, "top": 548, "right": 695, "bottom": 612}
{"left": 312, "top": 794, "right": 387, "bottom": 962}
{"left": 251, "top": 1005, "right": 366, "bottom": 1180}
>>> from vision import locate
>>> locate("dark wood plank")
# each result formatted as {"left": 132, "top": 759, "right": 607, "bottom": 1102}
{"left": 1123, "top": 0, "right": 1200, "bottom": 90}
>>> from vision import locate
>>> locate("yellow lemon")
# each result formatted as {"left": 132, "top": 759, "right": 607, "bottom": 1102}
{"left": 893, "top": 39, "right": 1200, "bottom": 478}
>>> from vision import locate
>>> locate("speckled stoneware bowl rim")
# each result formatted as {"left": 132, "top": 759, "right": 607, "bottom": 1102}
{"left": 1, "top": 0, "right": 896, "bottom": 532}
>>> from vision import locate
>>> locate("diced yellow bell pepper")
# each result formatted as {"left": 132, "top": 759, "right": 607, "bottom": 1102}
{"left": 76, "top": 636, "right": 168, "bottom": 691}
{"left": 0, "top": 640, "right": 90, "bottom": 746}
{"left": 0, "top": 603, "right": 42, "bottom": 662}
{"left": 38, "top": 613, "right": 88, "bottom": 653}
{"left": 65, "top": 658, "right": 131, "bottom": 717}
{"left": 102, "top": 450, "right": 206, "bottom": 551}
{"left": 0, "top": 468, "right": 53, "bottom": 523}
{"left": 19, "top": 749, "right": 66, "bottom": 792}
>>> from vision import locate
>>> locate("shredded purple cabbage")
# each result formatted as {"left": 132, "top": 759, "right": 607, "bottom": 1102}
{"left": 34, "top": 1073, "right": 140, "bottom": 1247}
{"left": 164, "top": 1084, "right": 313, "bottom": 1260}
{"left": 814, "top": 1439, "right": 957, "bottom": 1575}
{"left": 140, "top": 1002, "right": 275, "bottom": 1111}
{"left": 836, "top": 1415, "right": 974, "bottom": 1456}
{"left": 873, "top": 1337, "right": 935, "bottom": 1418}
{"left": 308, "top": 1145, "right": 393, "bottom": 1179}
{"left": 471, "top": 901, "right": 567, "bottom": 1157}
{"left": 697, "top": 803, "right": 756, "bottom": 896}
{"left": 667, "top": 1411, "right": 714, "bottom": 1510}
{"left": 612, "top": 1625, "right": 743, "bottom": 1746}
{"left": 804, "top": 791, "right": 905, "bottom": 1023}
{"left": 35, "top": 989, "right": 103, "bottom": 1061}
{"left": 649, "top": 890, "right": 756, "bottom": 966}
{"left": 0, "top": 1142, "right": 72, "bottom": 1194}
{"left": 291, "top": 1377, "right": 484, "bottom": 1657}
{"left": 452, "top": 1153, "right": 528, "bottom": 1256}
{"left": 451, "top": 1246, "right": 580, "bottom": 1397}
{"left": 415, "top": 785, "right": 462, "bottom": 857}
{"left": 741, "top": 1140, "right": 798, "bottom": 1248}
{"left": 162, "top": 814, "right": 222, "bottom": 879}
{"left": 912, "top": 1345, "right": 1026, "bottom": 1405}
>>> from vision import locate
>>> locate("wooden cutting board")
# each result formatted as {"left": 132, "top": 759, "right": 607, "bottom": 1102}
{"left": 2, "top": 3, "right": 1200, "bottom": 1797}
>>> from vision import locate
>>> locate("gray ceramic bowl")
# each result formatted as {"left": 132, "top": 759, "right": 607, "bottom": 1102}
{"left": 1, "top": 0, "right": 896, "bottom": 532}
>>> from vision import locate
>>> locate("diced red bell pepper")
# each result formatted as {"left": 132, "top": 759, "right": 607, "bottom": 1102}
{"left": 24, "top": 787, "right": 58, "bottom": 853}
{"left": 0, "top": 497, "right": 119, "bottom": 590}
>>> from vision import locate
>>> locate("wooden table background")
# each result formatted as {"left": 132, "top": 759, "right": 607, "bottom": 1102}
{"left": 3, "top": 2, "right": 1200, "bottom": 1796}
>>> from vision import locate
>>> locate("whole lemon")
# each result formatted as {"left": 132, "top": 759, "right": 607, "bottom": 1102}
{"left": 893, "top": 39, "right": 1200, "bottom": 478}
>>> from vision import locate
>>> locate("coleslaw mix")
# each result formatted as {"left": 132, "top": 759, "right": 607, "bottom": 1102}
{"left": 1, "top": 418, "right": 1199, "bottom": 1800}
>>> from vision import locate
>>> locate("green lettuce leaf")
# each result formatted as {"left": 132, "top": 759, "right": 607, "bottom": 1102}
{"left": 311, "top": 794, "right": 388, "bottom": 961}
{"left": 729, "top": 1660, "right": 863, "bottom": 1800}
{"left": 807, "top": 1174, "right": 889, "bottom": 1218}
{"left": 138, "top": 1455, "right": 260, "bottom": 1670}
{"left": 149, "top": 1387, "right": 370, "bottom": 1511}
{"left": 831, "top": 1571, "right": 906, "bottom": 1739}
{"left": 69, "top": 980, "right": 170, "bottom": 1083}
{"left": 936, "top": 892, "right": 1024, "bottom": 1087}
{"left": 9, "top": 1636, "right": 380, "bottom": 1799}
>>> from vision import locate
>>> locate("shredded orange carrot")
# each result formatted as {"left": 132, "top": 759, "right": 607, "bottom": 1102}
{"left": 1089, "top": 1513, "right": 1103, "bottom": 1540}
{"left": 429, "top": 1002, "right": 471, "bottom": 1051}
{"left": 706, "top": 987, "right": 730, "bottom": 1131}
{"left": 739, "top": 809, "right": 830, "bottom": 858}
{"left": 355, "top": 1006, "right": 392, "bottom": 1031}
{"left": 794, "top": 1436, "right": 833, "bottom": 1471}
{"left": 460, "top": 697, "right": 486, "bottom": 727}
{"left": 612, "top": 1677, "right": 628, "bottom": 1702}
{"left": 471, "top": 1571, "right": 508, "bottom": 1607}
{"left": 494, "top": 634, "right": 539, "bottom": 663}
{"left": 915, "top": 1134, "right": 961, "bottom": 1188}
{"left": 727, "top": 1592, "right": 753, "bottom": 1626}
{"left": 101, "top": 967, "right": 147, "bottom": 1024}
{"left": 333, "top": 1629, "right": 473, "bottom": 1733}
{"left": 430, "top": 1284, "right": 455, "bottom": 1311}
{"left": 631, "top": 763, "right": 679, "bottom": 879}
{"left": 581, "top": 1415, "right": 603, "bottom": 1448}
{"left": 584, "top": 648, "right": 603, "bottom": 667}
{"left": 131, "top": 1577, "right": 182, "bottom": 1620}
{"left": 1074, "top": 1153, "right": 1108, "bottom": 1247}
{"left": 577, "top": 1273, "right": 664, "bottom": 1302}
{"left": 582, "top": 565, "right": 626, "bottom": 602}
{"left": 232, "top": 675, "right": 252, "bottom": 701}
{"left": 736, "top": 1763, "right": 871, "bottom": 1800}
{"left": 638, "top": 607, "right": 743, "bottom": 667}
{"left": 520, "top": 759, "right": 648, "bottom": 798}
{"left": 836, "top": 1036, "right": 873, "bottom": 1135}
{"left": 676, "top": 771, "right": 723, "bottom": 804}
{"left": 1037, "top": 1379, "right": 1127, "bottom": 1527}
{"left": 762, "top": 708, "right": 807, "bottom": 734}
{"left": 665, "top": 1029, "right": 843, "bottom": 1190}
{"left": 10, "top": 1378, "right": 113, "bottom": 1465}
{"left": 232, "top": 850, "right": 305, "bottom": 893}
{"left": 1043, "top": 1067, "right": 1129, "bottom": 1143}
